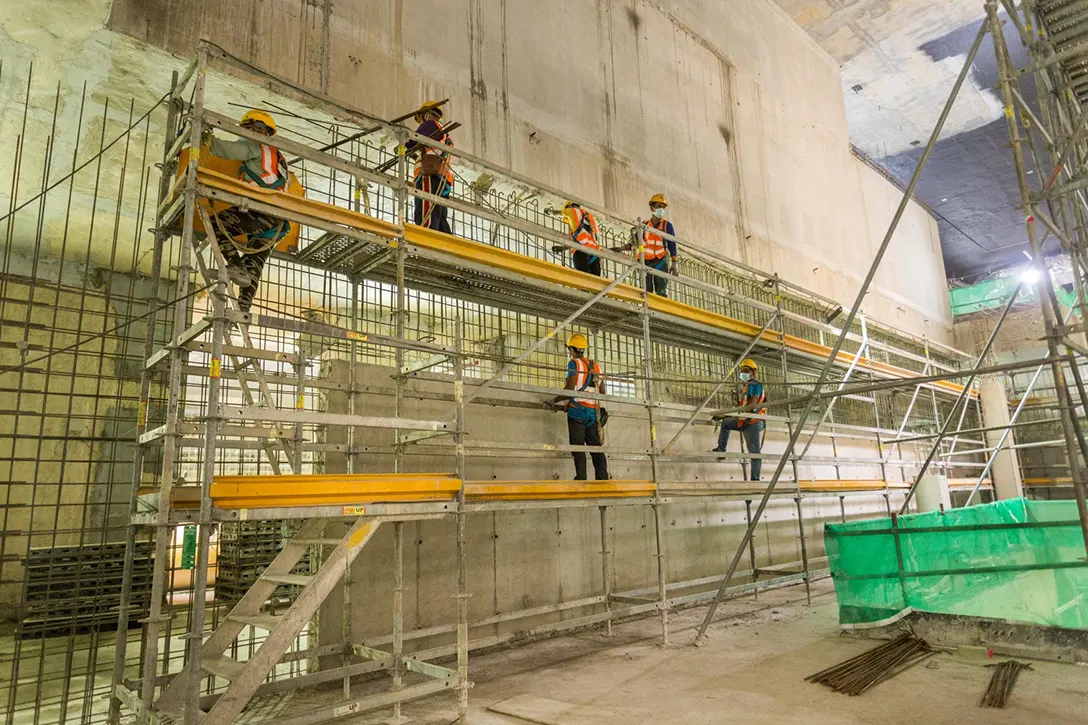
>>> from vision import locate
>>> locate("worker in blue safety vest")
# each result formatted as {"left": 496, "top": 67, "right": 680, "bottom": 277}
{"left": 549, "top": 333, "right": 610, "bottom": 480}
{"left": 712, "top": 358, "right": 767, "bottom": 481}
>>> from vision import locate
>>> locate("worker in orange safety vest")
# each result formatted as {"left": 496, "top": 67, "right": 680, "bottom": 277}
{"left": 549, "top": 332, "right": 610, "bottom": 480}
{"left": 618, "top": 193, "right": 679, "bottom": 297}
{"left": 554, "top": 201, "right": 603, "bottom": 276}
{"left": 403, "top": 100, "right": 454, "bottom": 234}
{"left": 205, "top": 109, "right": 291, "bottom": 312}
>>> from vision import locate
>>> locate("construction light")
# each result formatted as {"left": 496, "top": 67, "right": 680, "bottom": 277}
{"left": 1020, "top": 268, "right": 1041, "bottom": 285}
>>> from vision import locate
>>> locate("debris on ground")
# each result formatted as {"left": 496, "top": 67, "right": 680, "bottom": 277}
{"left": 806, "top": 633, "right": 935, "bottom": 696}
{"left": 981, "top": 660, "right": 1031, "bottom": 708}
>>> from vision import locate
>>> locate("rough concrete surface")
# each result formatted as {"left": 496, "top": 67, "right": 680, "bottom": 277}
{"left": 383, "top": 579, "right": 1087, "bottom": 725}
{"left": 0, "top": 0, "right": 954, "bottom": 340}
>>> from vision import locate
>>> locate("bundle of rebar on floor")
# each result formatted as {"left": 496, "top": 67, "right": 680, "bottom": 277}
{"left": 806, "top": 633, "right": 935, "bottom": 695}
{"left": 980, "top": 660, "right": 1030, "bottom": 708}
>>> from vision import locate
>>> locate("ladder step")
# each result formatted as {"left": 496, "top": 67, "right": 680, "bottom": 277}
{"left": 201, "top": 655, "right": 247, "bottom": 681}
{"left": 291, "top": 538, "right": 343, "bottom": 547}
{"left": 261, "top": 573, "right": 314, "bottom": 586}
{"left": 227, "top": 613, "right": 286, "bottom": 631}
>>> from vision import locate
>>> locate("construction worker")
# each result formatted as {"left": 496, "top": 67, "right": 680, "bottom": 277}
{"left": 550, "top": 333, "right": 610, "bottom": 480}
{"left": 640, "top": 194, "right": 679, "bottom": 296}
{"left": 404, "top": 101, "right": 454, "bottom": 234}
{"left": 711, "top": 358, "right": 766, "bottom": 481}
{"left": 554, "top": 201, "right": 602, "bottom": 276}
{"left": 205, "top": 109, "right": 290, "bottom": 313}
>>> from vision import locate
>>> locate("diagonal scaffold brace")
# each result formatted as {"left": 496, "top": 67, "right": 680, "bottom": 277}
{"left": 691, "top": 20, "right": 991, "bottom": 644}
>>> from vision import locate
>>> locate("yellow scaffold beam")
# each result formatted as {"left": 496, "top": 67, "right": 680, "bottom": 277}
{"left": 464, "top": 480, "right": 656, "bottom": 500}
{"left": 194, "top": 168, "right": 972, "bottom": 398}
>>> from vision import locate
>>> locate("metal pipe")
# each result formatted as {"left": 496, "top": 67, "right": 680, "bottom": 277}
{"left": 693, "top": 21, "right": 989, "bottom": 642}
{"left": 898, "top": 281, "right": 1023, "bottom": 513}
{"left": 660, "top": 310, "right": 780, "bottom": 454}
{"left": 987, "top": 0, "right": 1088, "bottom": 554}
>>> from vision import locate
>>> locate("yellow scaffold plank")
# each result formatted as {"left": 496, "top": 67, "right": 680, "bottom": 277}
{"left": 194, "top": 168, "right": 972, "bottom": 399}
{"left": 464, "top": 480, "right": 656, "bottom": 500}
{"left": 168, "top": 473, "right": 462, "bottom": 509}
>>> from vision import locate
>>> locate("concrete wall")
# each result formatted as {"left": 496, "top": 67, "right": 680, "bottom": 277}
{"left": 317, "top": 361, "right": 901, "bottom": 643}
{"left": 102, "top": 0, "right": 953, "bottom": 341}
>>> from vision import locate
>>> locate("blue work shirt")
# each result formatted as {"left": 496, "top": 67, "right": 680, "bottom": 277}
{"left": 566, "top": 358, "right": 601, "bottom": 424}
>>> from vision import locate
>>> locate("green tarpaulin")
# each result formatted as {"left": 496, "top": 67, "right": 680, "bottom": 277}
{"left": 825, "top": 498, "right": 1088, "bottom": 629}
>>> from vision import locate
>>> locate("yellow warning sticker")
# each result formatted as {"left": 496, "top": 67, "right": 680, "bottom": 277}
{"left": 190, "top": 147, "right": 201, "bottom": 163}
{"left": 296, "top": 394, "right": 305, "bottom": 410}
{"left": 342, "top": 505, "right": 366, "bottom": 516}
{"left": 210, "top": 358, "right": 222, "bottom": 378}
{"left": 650, "top": 424, "right": 657, "bottom": 441}
{"left": 345, "top": 331, "right": 368, "bottom": 341}
{"left": 138, "top": 400, "right": 148, "bottom": 427}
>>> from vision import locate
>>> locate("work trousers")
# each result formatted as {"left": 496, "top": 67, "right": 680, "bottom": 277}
{"left": 715, "top": 418, "right": 765, "bottom": 481}
{"left": 414, "top": 174, "right": 452, "bottom": 234}
{"left": 215, "top": 211, "right": 281, "bottom": 313}
{"left": 568, "top": 416, "right": 609, "bottom": 481}
{"left": 573, "top": 251, "right": 602, "bottom": 277}
{"left": 645, "top": 256, "right": 670, "bottom": 296}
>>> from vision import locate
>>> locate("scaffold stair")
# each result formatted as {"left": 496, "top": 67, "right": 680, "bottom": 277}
{"left": 155, "top": 517, "right": 380, "bottom": 724}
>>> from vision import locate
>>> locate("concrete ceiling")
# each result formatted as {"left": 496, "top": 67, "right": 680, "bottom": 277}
{"left": 773, "top": 0, "right": 1035, "bottom": 283}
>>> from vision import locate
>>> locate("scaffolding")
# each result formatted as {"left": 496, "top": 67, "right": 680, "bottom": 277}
{"left": 0, "top": 5, "right": 1083, "bottom": 722}
{"left": 94, "top": 41, "right": 1001, "bottom": 725}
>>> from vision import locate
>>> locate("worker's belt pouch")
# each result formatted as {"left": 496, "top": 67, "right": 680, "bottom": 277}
{"left": 599, "top": 407, "right": 609, "bottom": 427}
{"left": 420, "top": 154, "right": 445, "bottom": 176}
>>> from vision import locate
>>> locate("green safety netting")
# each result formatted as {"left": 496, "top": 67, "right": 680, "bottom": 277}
{"left": 825, "top": 498, "right": 1088, "bottom": 629}
{"left": 949, "top": 275, "right": 1077, "bottom": 316}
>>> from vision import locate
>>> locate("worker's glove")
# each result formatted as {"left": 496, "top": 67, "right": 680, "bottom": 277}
{"left": 670, "top": 257, "right": 679, "bottom": 275}
{"left": 551, "top": 245, "right": 566, "bottom": 254}
{"left": 201, "top": 127, "right": 213, "bottom": 145}
{"left": 736, "top": 420, "right": 746, "bottom": 429}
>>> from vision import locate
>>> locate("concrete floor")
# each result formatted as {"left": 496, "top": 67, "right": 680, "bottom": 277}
{"left": 387, "top": 579, "right": 1087, "bottom": 725}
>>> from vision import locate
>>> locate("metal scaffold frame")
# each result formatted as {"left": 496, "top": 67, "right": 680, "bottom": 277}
{"left": 0, "top": 20, "right": 1028, "bottom": 725}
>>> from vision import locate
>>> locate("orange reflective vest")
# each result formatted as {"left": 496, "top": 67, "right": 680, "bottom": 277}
{"left": 413, "top": 121, "right": 455, "bottom": 186}
{"left": 240, "top": 143, "right": 289, "bottom": 190}
{"left": 569, "top": 357, "right": 602, "bottom": 409}
{"left": 740, "top": 381, "right": 767, "bottom": 425}
{"left": 642, "top": 217, "right": 670, "bottom": 260}
{"left": 568, "top": 207, "right": 600, "bottom": 252}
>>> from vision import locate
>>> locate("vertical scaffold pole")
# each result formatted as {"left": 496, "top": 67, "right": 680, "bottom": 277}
{"left": 454, "top": 318, "right": 470, "bottom": 722}
{"left": 694, "top": 21, "right": 989, "bottom": 642}
{"left": 986, "top": 0, "right": 1088, "bottom": 554}
{"left": 109, "top": 69, "right": 179, "bottom": 725}
{"left": 638, "top": 219, "right": 669, "bottom": 645}
{"left": 183, "top": 47, "right": 216, "bottom": 725}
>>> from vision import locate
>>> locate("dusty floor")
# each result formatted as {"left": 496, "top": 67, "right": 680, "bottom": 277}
{"left": 383, "top": 579, "right": 1088, "bottom": 725}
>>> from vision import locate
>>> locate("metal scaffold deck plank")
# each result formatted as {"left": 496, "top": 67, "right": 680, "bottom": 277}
{"left": 192, "top": 167, "right": 973, "bottom": 399}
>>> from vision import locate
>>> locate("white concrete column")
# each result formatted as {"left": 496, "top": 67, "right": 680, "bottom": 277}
{"left": 979, "top": 376, "right": 1024, "bottom": 500}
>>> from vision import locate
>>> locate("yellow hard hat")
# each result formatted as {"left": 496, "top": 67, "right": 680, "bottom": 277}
{"left": 240, "top": 109, "right": 277, "bottom": 135}
{"left": 566, "top": 333, "right": 588, "bottom": 350}
{"left": 740, "top": 358, "right": 758, "bottom": 372}
{"left": 414, "top": 101, "right": 444, "bottom": 122}
{"left": 562, "top": 200, "right": 577, "bottom": 210}
{"left": 649, "top": 193, "right": 668, "bottom": 207}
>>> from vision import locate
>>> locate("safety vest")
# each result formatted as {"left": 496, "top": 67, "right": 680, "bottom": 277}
{"left": 413, "top": 121, "right": 455, "bottom": 186}
{"left": 642, "top": 217, "right": 670, "bottom": 260}
{"left": 568, "top": 207, "right": 600, "bottom": 251}
{"left": 740, "top": 381, "right": 767, "bottom": 424}
{"left": 570, "top": 357, "right": 602, "bottom": 409}
{"left": 240, "top": 143, "right": 289, "bottom": 190}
